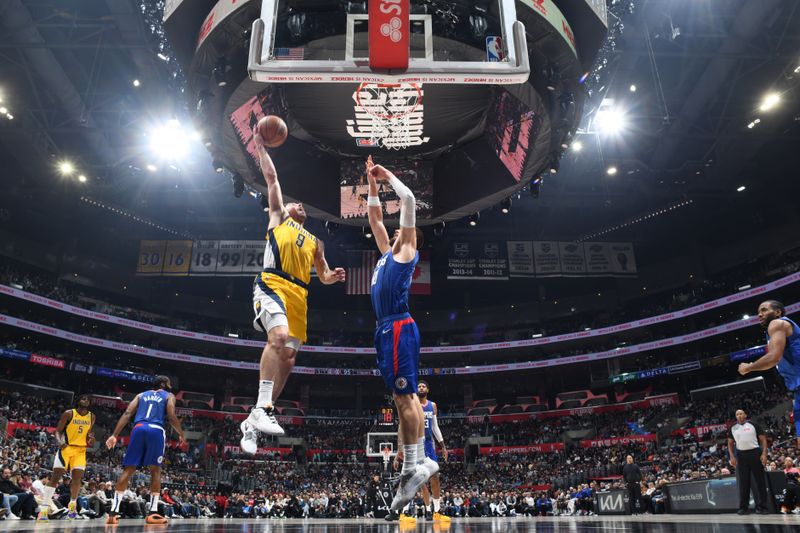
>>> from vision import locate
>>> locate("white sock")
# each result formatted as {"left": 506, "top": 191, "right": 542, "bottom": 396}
{"left": 416, "top": 437, "right": 425, "bottom": 464}
{"left": 42, "top": 485, "right": 56, "bottom": 503}
{"left": 433, "top": 498, "right": 441, "bottom": 512}
{"left": 257, "top": 380, "right": 273, "bottom": 408}
{"left": 112, "top": 491, "right": 124, "bottom": 513}
{"left": 402, "top": 444, "right": 417, "bottom": 475}
{"left": 150, "top": 493, "right": 160, "bottom": 512}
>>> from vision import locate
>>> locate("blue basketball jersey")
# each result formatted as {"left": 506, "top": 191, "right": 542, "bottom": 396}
{"left": 133, "top": 389, "right": 170, "bottom": 427}
{"left": 422, "top": 400, "right": 435, "bottom": 442}
{"left": 771, "top": 317, "right": 800, "bottom": 392}
{"left": 370, "top": 250, "right": 418, "bottom": 322}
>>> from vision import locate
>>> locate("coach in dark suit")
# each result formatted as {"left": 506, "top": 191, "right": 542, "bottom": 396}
{"left": 622, "top": 455, "right": 642, "bottom": 514}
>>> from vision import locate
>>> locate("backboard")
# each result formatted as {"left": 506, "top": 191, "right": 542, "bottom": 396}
{"left": 248, "top": 0, "right": 529, "bottom": 84}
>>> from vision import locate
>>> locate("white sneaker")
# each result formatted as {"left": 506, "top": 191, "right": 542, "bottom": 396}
{"left": 391, "top": 464, "right": 431, "bottom": 511}
{"left": 7, "top": 512, "right": 21, "bottom": 520}
{"left": 246, "top": 407, "right": 285, "bottom": 436}
{"left": 240, "top": 420, "right": 259, "bottom": 454}
{"left": 422, "top": 457, "right": 440, "bottom": 477}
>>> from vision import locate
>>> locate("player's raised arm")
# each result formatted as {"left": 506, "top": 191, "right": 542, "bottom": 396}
{"left": 106, "top": 394, "right": 139, "bottom": 448}
{"left": 431, "top": 402, "right": 447, "bottom": 462}
{"left": 366, "top": 156, "right": 391, "bottom": 254}
{"left": 313, "top": 239, "right": 346, "bottom": 285}
{"left": 253, "top": 125, "right": 287, "bottom": 229}
{"left": 166, "top": 393, "right": 186, "bottom": 446}
{"left": 370, "top": 163, "right": 417, "bottom": 257}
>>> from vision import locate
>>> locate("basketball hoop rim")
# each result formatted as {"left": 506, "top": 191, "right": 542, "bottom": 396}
{"left": 355, "top": 82, "right": 423, "bottom": 121}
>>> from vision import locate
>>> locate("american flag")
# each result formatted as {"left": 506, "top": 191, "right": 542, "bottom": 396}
{"left": 274, "top": 47, "right": 305, "bottom": 60}
{"left": 345, "top": 250, "right": 378, "bottom": 295}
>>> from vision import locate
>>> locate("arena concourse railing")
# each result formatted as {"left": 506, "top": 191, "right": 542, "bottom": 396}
{"left": 0, "top": 270, "right": 796, "bottom": 355}
{"left": 0, "top": 300, "right": 797, "bottom": 374}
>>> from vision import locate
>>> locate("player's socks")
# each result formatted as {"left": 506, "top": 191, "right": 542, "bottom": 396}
{"left": 67, "top": 500, "right": 77, "bottom": 519}
{"left": 416, "top": 437, "right": 425, "bottom": 464}
{"left": 433, "top": 498, "right": 441, "bottom": 513}
{"left": 111, "top": 491, "right": 124, "bottom": 514}
{"left": 149, "top": 493, "right": 160, "bottom": 513}
{"left": 401, "top": 444, "right": 417, "bottom": 475}
{"left": 257, "top": 379, "right": 274, "bottom": 408}
{"left": 42, "top": 485, "right": 56, "bottom": 504}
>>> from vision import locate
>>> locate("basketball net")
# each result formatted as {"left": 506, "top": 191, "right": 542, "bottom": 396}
{"left": 354, "top": 83, "right": 425, "bottom": 150}
{"left": 381, "top": 446, "right": 392, "bottom": 466}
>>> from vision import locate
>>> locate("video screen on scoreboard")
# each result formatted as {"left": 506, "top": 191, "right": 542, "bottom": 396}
{"left": 339, "top": 159, "right": 433, "bottom": 220}
{"left": 484, "top": 89, "right": 540, "bottom": 182}
{"left": 229, "top": 86, "right": 283, "bottom": 169}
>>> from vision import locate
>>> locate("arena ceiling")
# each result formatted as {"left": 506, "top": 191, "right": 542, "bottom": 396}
{"left": 0, "top": 0, "right": 799, "bottom": 256}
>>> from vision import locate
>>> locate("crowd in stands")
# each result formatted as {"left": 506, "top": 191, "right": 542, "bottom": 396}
{"left": 1, "top": 381, "right": 798, "bottom": 520}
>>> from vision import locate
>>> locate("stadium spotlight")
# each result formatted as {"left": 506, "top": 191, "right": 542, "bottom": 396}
{"left": 468, "top": 212, "right": 480, "bottom": 227}
{"left": 258, "top": 193, "right": 269, "bottom": 212}
{"left": 78, "top": 174, "right": 87, "bottom": 183}
{"left": 58, "top": 160, "right": 75, "bottom": 176}
{"left": 146, "top": 164, "right": 158, "bottom": 172}
{"left": 232, "top": 173, "right": 244, "bottom": 198}
{"left": 571, "top": 141, "right": 583, "bottom": 152}
{"left": 363, "top": 227, "right": 373, "bottom": 239}
{"left": 213, "top": 158, "right": 225, "bottom": 173}
{"left": 325, "top": 220, "right": 338, "bottom": 236}
{"left": 500, "top": 198, "right": 512, "bottom": 214}
{"left": 213, "top": 57, "right": 228, "bottom": 87}
{"left": 595, "top": 108, "right": 626, "bottom": 134}
{"left": 149, "top": 120, "right": 189, "bottom": 160}
{"left": 629, "top": 84, "right": 637, "bottom": 92}
{"left": 132, "top": 79, "right": 141, "bottom": 87}
{"left": 606, "top": 166, "right": 618, "bottom": 176}
{"left": 759, "top": 92, "right": 780, "bottom": 112}
{"left": 737, "top": 185, "right": 746, "bottom": 192}
{"left": 549, "top": 157, "right": 560, "bottom": 175}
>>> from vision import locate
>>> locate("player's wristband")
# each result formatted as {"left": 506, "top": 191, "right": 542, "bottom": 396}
{"left": 367, "top": 196, "right": 380, "bottom": 207}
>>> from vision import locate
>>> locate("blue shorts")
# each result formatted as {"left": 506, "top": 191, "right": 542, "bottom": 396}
{"left": 375, "top": 313, "right": 420, "bottom": 395}
{"left": 794, "top": 392, "right": 800, "bottom": 438}
{"left": 122, "top": 423, "right": 165, "bottom": 468}
{"left": 424, "top": 440, "right": 438, "bottom": 462}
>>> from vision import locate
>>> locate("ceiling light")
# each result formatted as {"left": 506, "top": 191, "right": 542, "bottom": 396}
{"left": 759, "top": 92, "right": 780, "bottom": 112}
{"left": 58, "top": 160, "right": 75, "bottom": 176}
{"left": 594, "top": 106, "right": 626, "bottom": 135}
{"left": 5, "top": 114, "right": 12, "bottom": 120}
{"left": 146, "top": 164, "right": 158, "bottom": 172}
{"left": 213, "top": 158, "right": 225, "bottom": 173}
{"left": 157, "top": 53, "right": 169, "bottom": 61}
{"left": 500, "top": 198, "right": 512, "bottom": 214}
{"left": 132, "top": 79, "right": 140, "bottom": 87}
{"left": 742, "top": 314, "right": 750, "bottom": 320}
{"left": 629, "top": 84, "right": 637, "bottom": 92}
{"left": 149, "top": 121, "right": 189, "bottom": 160}
{"left": 606, "top": 166, "right": 618, "bottom": 176}
{"left": 78, "top": 174, "right": 87, "bottom": 183}
{"left": 468, "top": 212, "right": 480, "bottom": 226}
{"left": 737, "top": 185, "right": 746, "bottom": 192}
{"left": 571, "top": 141, "right": 583, "bottom": 152}
{"left": 0, "top": 106, "right": 6, "bottom": 114}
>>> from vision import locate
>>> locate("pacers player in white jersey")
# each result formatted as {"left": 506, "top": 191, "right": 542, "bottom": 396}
{"left": 241, "top": 125, "right": 346, "bottom": 453}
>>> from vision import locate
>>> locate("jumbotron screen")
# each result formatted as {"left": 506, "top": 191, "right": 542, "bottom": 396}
{"left": 339, "top": 159, "right": 433, "bottom": 221}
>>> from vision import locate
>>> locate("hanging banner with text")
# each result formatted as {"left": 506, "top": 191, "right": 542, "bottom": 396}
{"left": 136, "top": 239, "right": 266, "bottom": 276}
{"left": 447, "top": 241, "right": 509, "bottom": 280}
{"left": 506, "top": 241, "right": 636, "bottom": 278}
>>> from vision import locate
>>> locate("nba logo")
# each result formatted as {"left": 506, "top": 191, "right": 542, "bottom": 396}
{"left": 486, "top": 36, "right": 504, "bottom": 62}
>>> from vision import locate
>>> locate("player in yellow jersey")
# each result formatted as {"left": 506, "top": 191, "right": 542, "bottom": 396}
{"left": 240, "top": 123, "right": 346, "bottom": 453}
{"left": 37, "top": 394, "right": 95, "bottom": 520}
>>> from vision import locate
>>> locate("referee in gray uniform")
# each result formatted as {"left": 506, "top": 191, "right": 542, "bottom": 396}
{"left": 727, "top": 409, "right": 768, "bottom": 515}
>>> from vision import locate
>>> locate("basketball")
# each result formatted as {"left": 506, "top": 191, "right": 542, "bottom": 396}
{"left": 257, "top": 115, "right": 288, "bottom": 148}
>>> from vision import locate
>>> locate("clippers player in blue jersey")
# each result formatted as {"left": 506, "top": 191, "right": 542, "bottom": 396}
{"left": 416, "top": 381, "right": 451, "bottom": 523}
{"left": 739, "top": 300, "right": 800, "bottom": 445}
{"left": 366, "top": 156, "right": 437, "bottom": 521}
{"left": 104, "top": 376, "right": 185, "bottom": 525}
